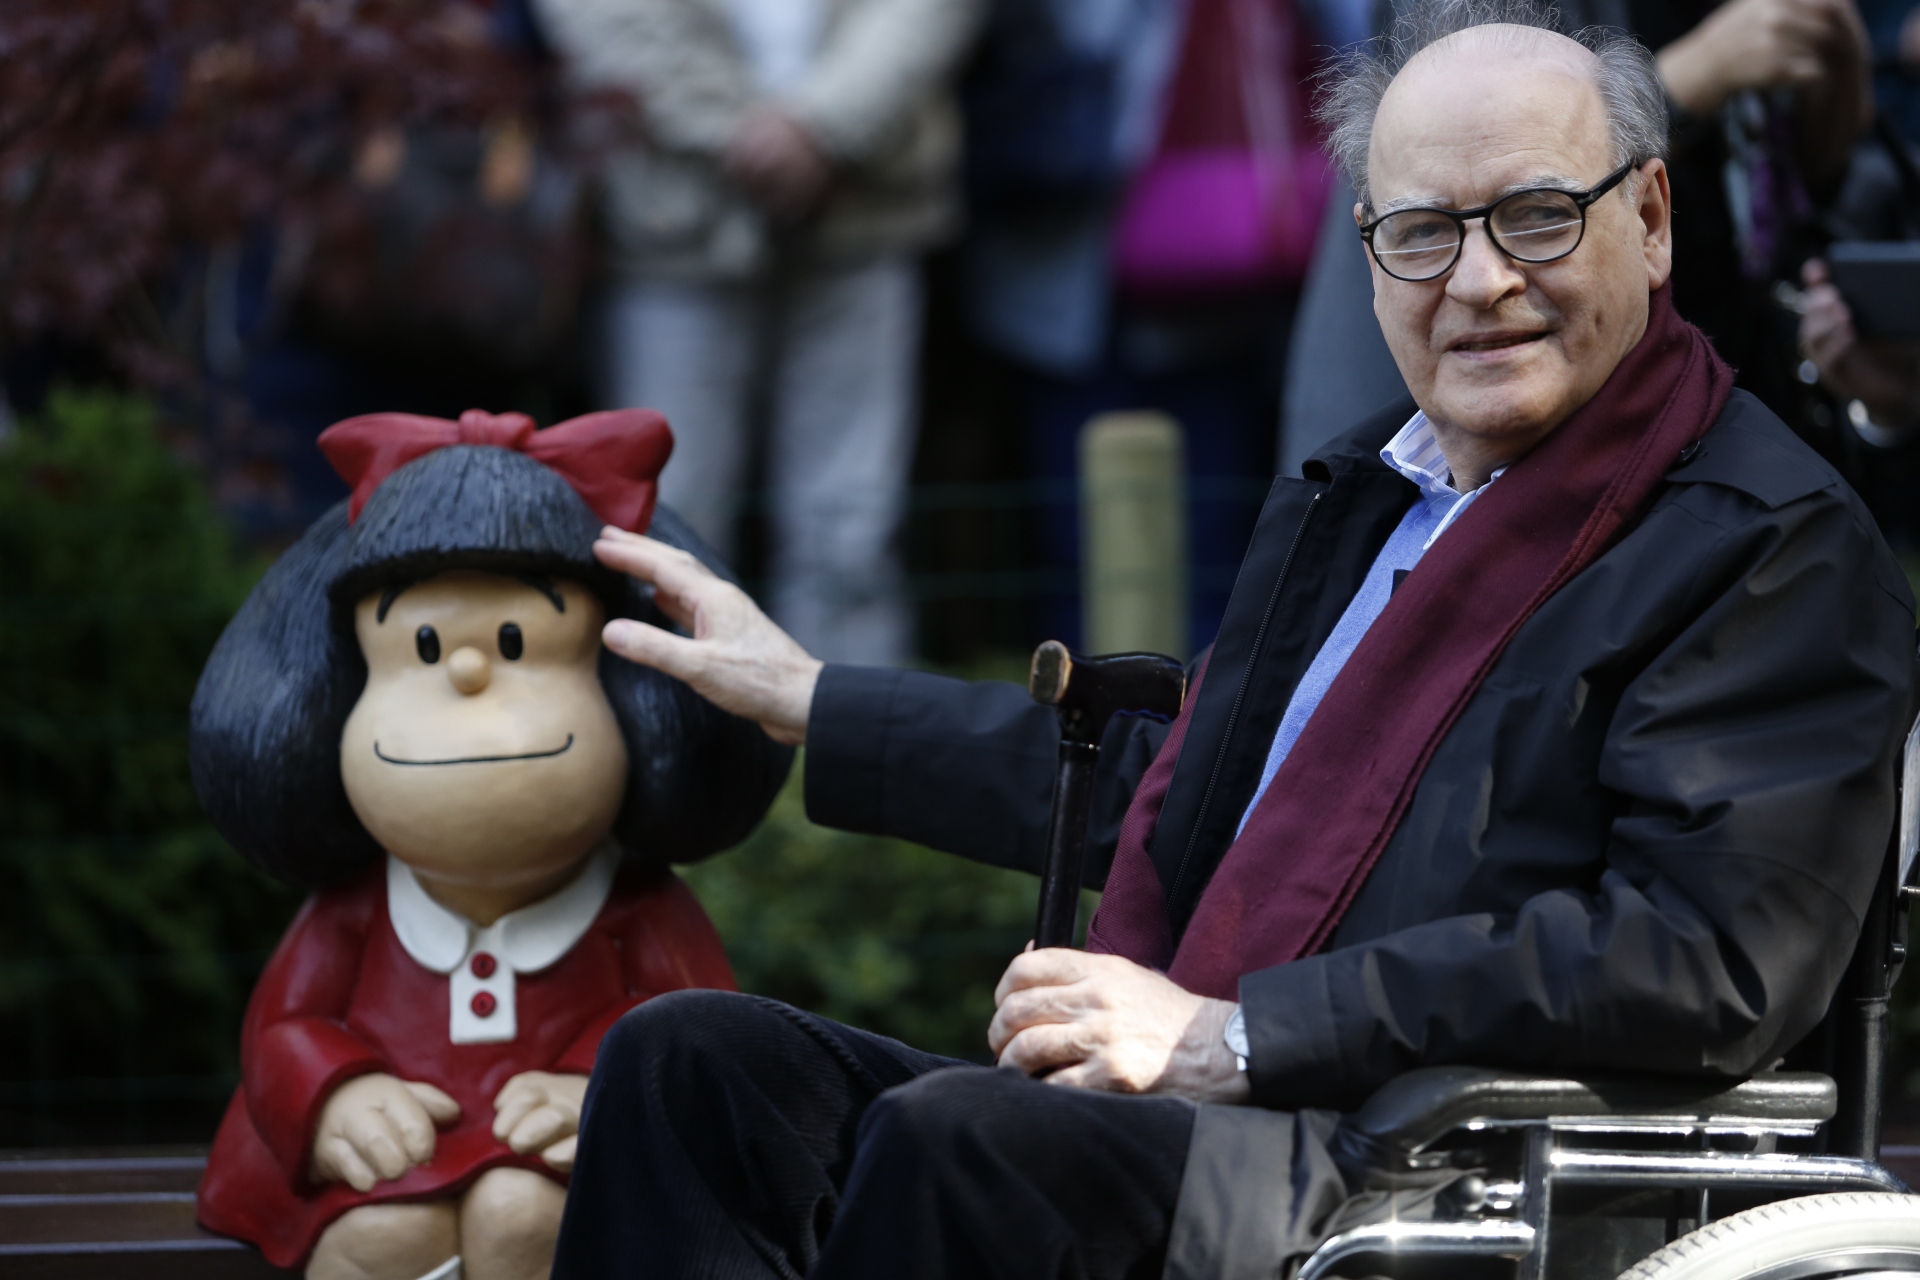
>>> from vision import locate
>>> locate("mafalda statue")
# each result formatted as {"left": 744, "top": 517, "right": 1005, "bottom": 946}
{"left": 189, "top": 410, "right": 790, "bottom": 1280}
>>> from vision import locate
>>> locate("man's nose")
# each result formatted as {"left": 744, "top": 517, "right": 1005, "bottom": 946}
{"left": 1446, "top": 220, "right": 1527, "bottom": 307}
{"left": 447, "top": 646, "right": 492, "bottom": 695}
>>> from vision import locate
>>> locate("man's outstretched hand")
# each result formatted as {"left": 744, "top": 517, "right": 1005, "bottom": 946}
{"left": 989, "top": 949, "right": 1250, "bottom": 1104}
{"left": 594, "top": 527, "right": 823, "bottom": 745}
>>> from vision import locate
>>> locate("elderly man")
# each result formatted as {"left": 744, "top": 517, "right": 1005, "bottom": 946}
{"left": 552, "top": 4, "right": 1916, "bottom": 1278}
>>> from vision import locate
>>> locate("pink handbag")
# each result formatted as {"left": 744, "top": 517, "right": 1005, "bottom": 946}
{"left": 1113, "top": 0, "right": 1332, "bottom": 290}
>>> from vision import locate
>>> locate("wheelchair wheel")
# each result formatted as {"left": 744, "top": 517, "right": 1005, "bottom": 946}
{"left": 1615, "top": 1192, "right": 1920, "bottom": 1280}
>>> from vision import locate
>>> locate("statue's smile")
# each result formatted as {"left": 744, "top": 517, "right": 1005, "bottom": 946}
{"left": 373, "top": 734, "right": 575, "bottom": 766}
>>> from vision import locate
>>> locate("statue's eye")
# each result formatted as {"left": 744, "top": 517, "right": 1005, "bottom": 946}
{"left": 498, "top": 622, "right": 524, "bottom": 661}
{"left": 415, "top": 626, "right": 441, "bottom": 664}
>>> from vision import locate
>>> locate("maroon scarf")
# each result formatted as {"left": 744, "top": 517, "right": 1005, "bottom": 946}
{"left": 1088, "top": 288, "right": 1733, "bottom": 997}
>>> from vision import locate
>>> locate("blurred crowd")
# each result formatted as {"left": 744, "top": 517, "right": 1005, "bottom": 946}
{"left": 4, "top": 0, "right": 1919, "bottom": 665}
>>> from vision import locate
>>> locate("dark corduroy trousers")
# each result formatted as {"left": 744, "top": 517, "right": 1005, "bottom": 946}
{"left": 550, "top": 989, "right": 1196, "bottom": 1280}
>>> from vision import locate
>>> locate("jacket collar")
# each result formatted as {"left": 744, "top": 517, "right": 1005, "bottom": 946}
{"left": 1664, "top": 390, "right": 1840, "bottom": 511}
{"left": 1304, "top": 397, "right": 1417, "bottom": 481}
{"left": 386, "top": 841, "right": 619, "bottom": 976}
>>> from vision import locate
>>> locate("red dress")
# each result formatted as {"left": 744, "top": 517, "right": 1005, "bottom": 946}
{"left": 196, "top": 857, "right": 735, "bottom": 1268}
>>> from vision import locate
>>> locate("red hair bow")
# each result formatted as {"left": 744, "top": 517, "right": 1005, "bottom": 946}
{"left": 318, "top": 408, "right": 674, "bottom": 532}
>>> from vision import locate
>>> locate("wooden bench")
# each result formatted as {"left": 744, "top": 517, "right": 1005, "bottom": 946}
{"left": 0, "top": 1148, "right": 294, "bottom": 1279}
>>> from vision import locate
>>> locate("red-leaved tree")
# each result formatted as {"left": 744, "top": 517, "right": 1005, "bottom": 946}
{"left": 0, "top": 0, "right": 588, "bottom": 385}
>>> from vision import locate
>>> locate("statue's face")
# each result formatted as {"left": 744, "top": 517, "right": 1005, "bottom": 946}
{"left": 341, "top": 570, "right": 628, "bottom": 892}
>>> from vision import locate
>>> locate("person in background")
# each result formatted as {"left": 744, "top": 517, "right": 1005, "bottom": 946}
{"left": 961, "top": 0, "right": 1330, "bottom": 655}
{"left": 1282, "top": 0, "right": 1874, "bottom": 474}
{"left": 1800, "top": 258, "right": 1919, "bottom": 442}
{"left": 1798, "top": 255, "right": 1920, "bottom": 552}
{"left": 1648, "top": 0, "right": 1872, "bottom": 415}
{"left": 1861, "top": 0, "right": 1920, "bottom": 140}
{"left": 532, "top": 0, "right": 983, "bottom": 664}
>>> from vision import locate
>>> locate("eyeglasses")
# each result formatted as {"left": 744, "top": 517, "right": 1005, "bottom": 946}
{"left": 1358, "top": 159, "right": 1640, "bottom": 283}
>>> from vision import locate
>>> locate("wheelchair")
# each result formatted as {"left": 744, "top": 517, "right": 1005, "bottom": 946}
{"left": 1294, "top": 713, "right": 1920, "bottom": 1280}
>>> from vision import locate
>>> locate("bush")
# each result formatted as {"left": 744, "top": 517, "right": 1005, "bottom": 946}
{"left": 0, "top": 388, "right": 298, "bottom": 1145}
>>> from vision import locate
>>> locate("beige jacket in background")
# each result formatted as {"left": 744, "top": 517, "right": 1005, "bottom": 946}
{"left": 533, "top": 0, "right": 984, "bottom": 279}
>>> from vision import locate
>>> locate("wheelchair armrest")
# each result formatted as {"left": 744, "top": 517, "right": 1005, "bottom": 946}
{"left": 1340, "top": 1066, "right": 1837, "bottom": 1160}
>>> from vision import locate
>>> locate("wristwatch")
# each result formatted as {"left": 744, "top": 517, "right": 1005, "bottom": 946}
{"left": 1223, "top": 1005, "right": 1249, "bottom": 1074}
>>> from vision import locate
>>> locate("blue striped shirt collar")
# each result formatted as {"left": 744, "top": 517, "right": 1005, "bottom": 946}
{"left": 1379, "top": 410, "right": 1504, "bottom": 549}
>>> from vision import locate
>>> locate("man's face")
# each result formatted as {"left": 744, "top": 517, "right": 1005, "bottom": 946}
{"left": 1364, "top": 27, "right": 1673, "bottom": 462}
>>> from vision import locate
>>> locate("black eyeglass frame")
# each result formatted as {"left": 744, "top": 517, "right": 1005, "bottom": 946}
{"left": 1357, "top": 158, "right": 1642, "bottom": 282}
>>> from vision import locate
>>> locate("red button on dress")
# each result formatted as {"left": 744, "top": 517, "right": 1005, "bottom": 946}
{"left": 470, "top": 952, "right": 498, "bottom": 978}
{"left": 470, "top": 991, "right": 497, "bottom": 1018}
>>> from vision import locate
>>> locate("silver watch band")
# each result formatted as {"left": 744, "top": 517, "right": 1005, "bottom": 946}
{"left": 1223, "top": 1005, "right": 1249, "bottom": 1073}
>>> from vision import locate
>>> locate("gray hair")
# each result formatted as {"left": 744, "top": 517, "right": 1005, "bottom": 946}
{"left": 1317, "top": 0, "right": 1669, "bottom": 208}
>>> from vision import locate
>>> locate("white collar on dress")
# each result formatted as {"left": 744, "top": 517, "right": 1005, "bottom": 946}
{"left": 386, "top": 840, "right": 620, "bottom": 977}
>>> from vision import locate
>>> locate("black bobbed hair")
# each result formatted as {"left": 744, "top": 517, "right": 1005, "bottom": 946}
{"left": 189, "top": 444, "right": 793, "bottom": 890}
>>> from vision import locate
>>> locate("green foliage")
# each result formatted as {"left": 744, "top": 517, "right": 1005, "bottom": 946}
{"left": 0, "top": 388, "right": 299, "bottom": 1144}
{"left": 684, "top": 767, "right": 1067, "bottom": 1061}
{"left": 3, "top": 390, "right": 254, "bottom": 833}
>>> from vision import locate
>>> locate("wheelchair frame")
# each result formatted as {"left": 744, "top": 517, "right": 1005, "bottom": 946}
{"left": 1295, "top": 710, "right": 1920, "bottom": 1280}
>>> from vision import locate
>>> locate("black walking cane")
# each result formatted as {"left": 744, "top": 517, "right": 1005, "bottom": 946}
{"left": 1026, "top": 641, "right": 1188, "bottom": 949}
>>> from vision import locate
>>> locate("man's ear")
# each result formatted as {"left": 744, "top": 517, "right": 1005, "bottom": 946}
{"left": 1353, "top": 201, "right": 1366, "bottom": 227}
{"left": 1635, "top": 159, "right": 1674, "bottom": 291}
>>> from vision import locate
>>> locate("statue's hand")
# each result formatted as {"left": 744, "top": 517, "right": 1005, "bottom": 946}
{"left": 310, "top": 1073, "right": 462, "bottom": 1191}
{"left": 493, "top": 1070, "right": 589, "bottom": 1172}
{"left": 594, "top": 528, "right": 822, "bottom": 746}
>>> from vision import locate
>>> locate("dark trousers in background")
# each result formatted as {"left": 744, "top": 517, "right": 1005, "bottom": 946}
{"left": 551, "top": 989, "right": 1195, "bottom": 1280}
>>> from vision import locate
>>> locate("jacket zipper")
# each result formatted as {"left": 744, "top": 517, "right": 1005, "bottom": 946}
{"left": 1167, "top": 490, "right": 1323, "bottom": 919}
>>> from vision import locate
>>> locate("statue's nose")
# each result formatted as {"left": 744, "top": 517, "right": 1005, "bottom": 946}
{"left": 447, "top": 646, "right": 491, "bottom": 695}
